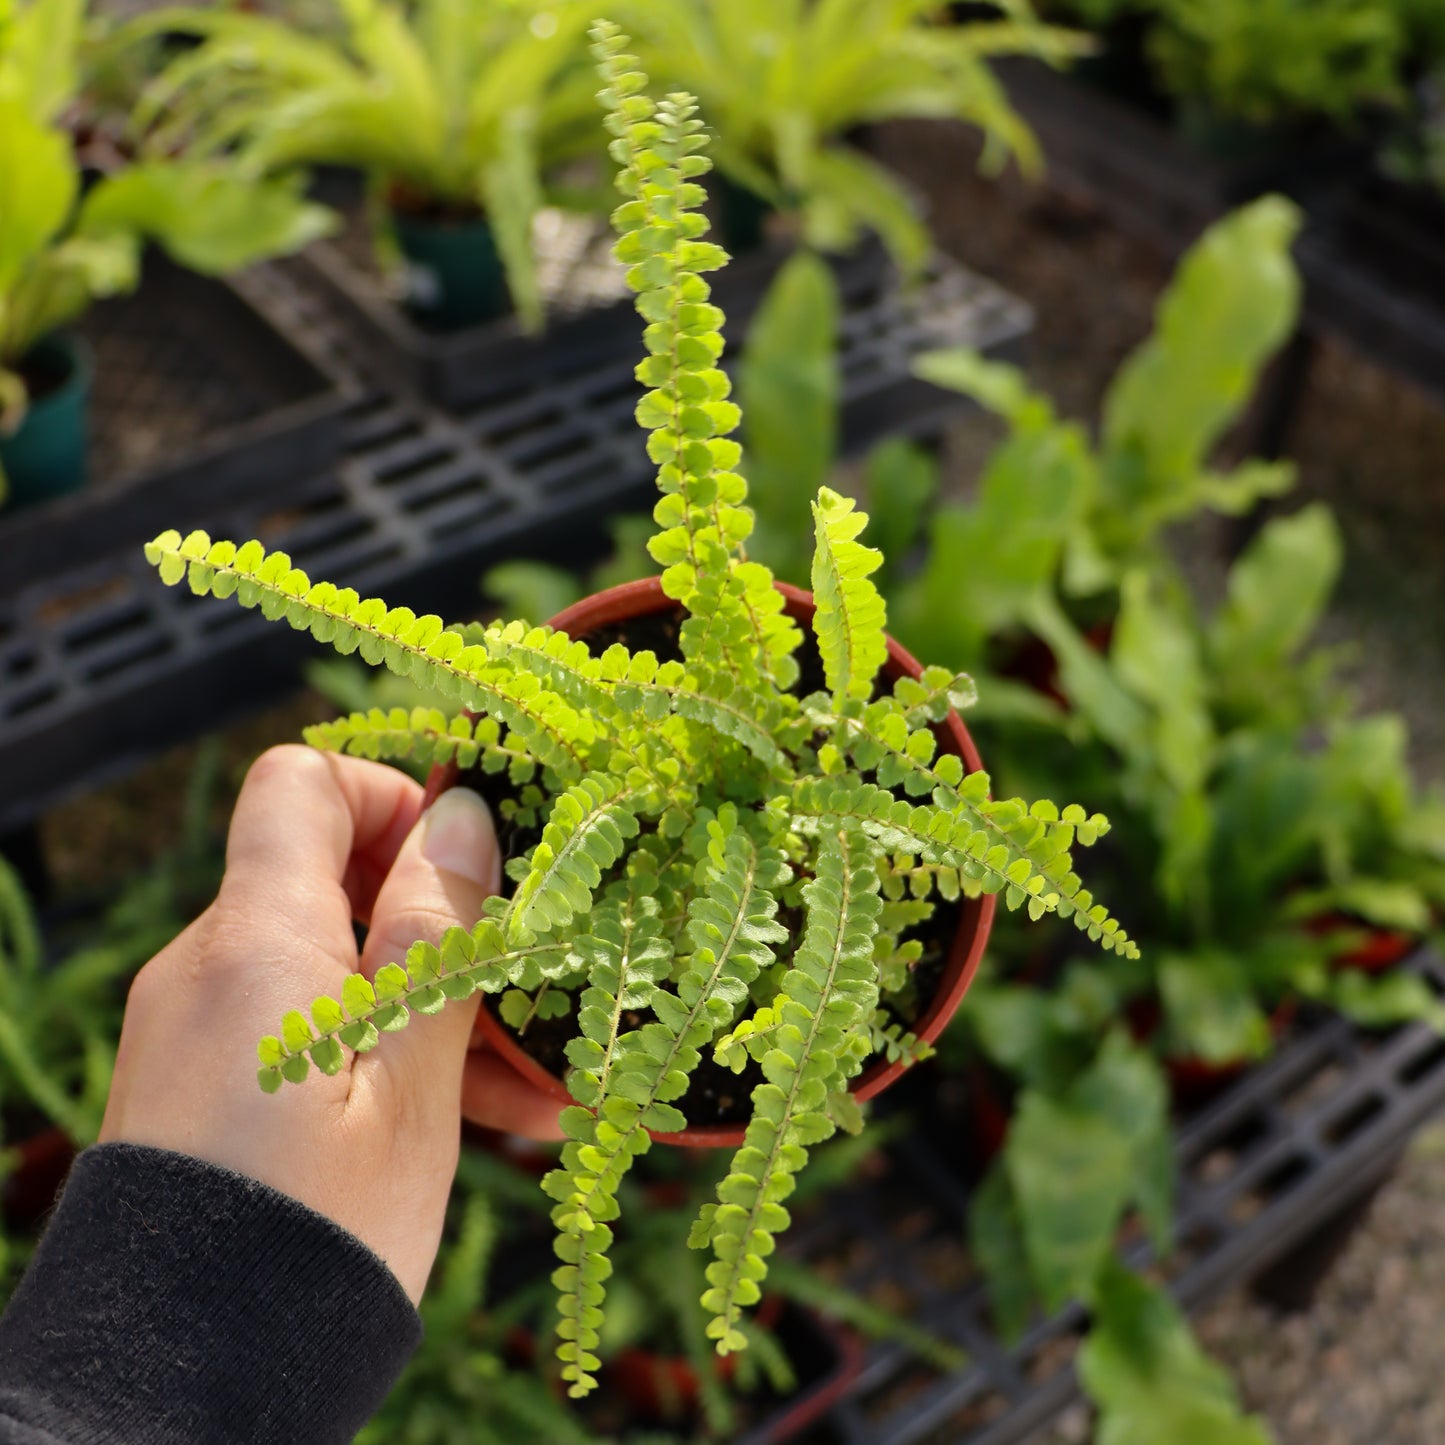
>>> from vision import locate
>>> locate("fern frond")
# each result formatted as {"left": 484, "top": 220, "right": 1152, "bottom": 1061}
{"left": 145, "top": 530, "right": 592, "bottom": 778}
{"left": 869, "top": 1012, "right": 935, "bottom": 1068}
{"left": 593, "top": 22, "right": 802, "bottom": 693}
{"left": 698, "top": 825, "right": 882, "bottom": 1353}
{"left": 810, "top": 486, "right": 888, "bottom": 701}
{"left": 891, "top": 665, "right": 980, "bottom": 728}
{"left": 510, "top": 775, "right": 644, "bottom": 944}
{"left": 813, "top": 688, "right": 1128, "bottom": 944}
{"left": 541, "top": 805, "right": 789, "bottom": 1396}
{"left": 304, "top": 706, "right": 543, "bottom": 778}
{"left": 789, "top": 777, "right": 1138, "bottom": 958}
{"left": 254, "top": 918, "right": 575, "bottom": 1091}
{"left": 564, "top": 895, "right": 673, "bottom": 1110}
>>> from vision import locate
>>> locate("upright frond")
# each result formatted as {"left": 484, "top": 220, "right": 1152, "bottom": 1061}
{"left": 811, "top": 486, "right": 888, "bottom": 701}
{"left": 509, "top": 775, "right": 645, "bottom": 944}
{"left": 592, "top": 21, "right": 802, "bottom": 691}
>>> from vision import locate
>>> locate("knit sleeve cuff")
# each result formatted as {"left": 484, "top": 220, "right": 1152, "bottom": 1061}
{"left": 0, "top": 1143, "right": 421, "bottom": 1445}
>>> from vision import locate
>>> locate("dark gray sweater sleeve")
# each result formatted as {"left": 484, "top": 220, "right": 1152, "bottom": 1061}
{"left": 0, "top": 1143, "right": 421, "bottom": 1445}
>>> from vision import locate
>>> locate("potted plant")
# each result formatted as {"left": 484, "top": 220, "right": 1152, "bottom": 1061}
{"left": 144, "top": 23, "right": 1133, "bottom": 1397}
{"left": 623, "top": 0, "right": 1086, "bottom": 264}
{"left": 131, "top": 0, "right": 604, "bottom": 331}
{"left": 0, "top": 0, "right": 335, "bottom": 509}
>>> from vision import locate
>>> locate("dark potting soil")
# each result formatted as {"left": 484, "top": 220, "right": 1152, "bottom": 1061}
{"left": 456, "top": 601, "right": 963, "bottom": 1129}
{"left": 17, "top": 348, "right": 74, "bottom": 405}
{"left": 385, "top": 178, "right": 485, "bottom": 227}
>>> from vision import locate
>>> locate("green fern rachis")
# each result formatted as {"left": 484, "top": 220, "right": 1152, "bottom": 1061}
{"left": 144, "top": 21, "right": 1136, "bottom": 1396}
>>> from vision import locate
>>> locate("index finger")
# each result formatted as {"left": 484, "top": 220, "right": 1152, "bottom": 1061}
{"left": 222, "top": 746, "right": 423, "bottom": 932}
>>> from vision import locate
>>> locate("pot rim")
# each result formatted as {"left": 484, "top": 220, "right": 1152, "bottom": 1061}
{"left": 9, "top": 334, "right": 93, "bottom": 426}
{"left": 430, "top": 575, "right": 996, "bottom": 1147}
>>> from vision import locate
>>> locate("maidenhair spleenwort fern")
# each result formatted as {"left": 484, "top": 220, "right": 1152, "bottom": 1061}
{"left": 144, "top": 22, "right": 1137, "bottom": 1397}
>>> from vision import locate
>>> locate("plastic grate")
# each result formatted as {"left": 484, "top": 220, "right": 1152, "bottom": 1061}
{"left": 0, "top": 245, "right": 1031, "bottom": 832}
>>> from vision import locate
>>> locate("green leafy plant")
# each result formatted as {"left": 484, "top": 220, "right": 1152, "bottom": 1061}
{"left": 357, "top": 1172, "right": 609, "bottom": 1445}
{"left": 1057, "top": 0, "right": 1432, "bottom": 129}
{"left": 898, "top": 194, "right": 1303, "bottom": 673}
{"left": 129, "top": 0, "right": 606, "bottom": 329}
{"left": 144, "top": 24, "right": 1133, "bottom": 1397}
{"left": 622, "top": 0, "right": 1086, "bottom": 272}
{"left": 1146, "top": 0, "right": 1417, "bottom": 128}
{"left": 0, "top": 0, "right": 333, "bottom": 465}
{"left": 0, "top": 746, "right": 223, "bottom": 1148}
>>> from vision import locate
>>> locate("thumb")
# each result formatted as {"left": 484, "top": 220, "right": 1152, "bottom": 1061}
{"left": 358, "top": 786, "right": 500, "bottom": 1104}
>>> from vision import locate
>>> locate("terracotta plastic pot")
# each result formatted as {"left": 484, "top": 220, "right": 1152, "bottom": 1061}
{"left": 0, "top": 336, "right": 90, "bottom": 510}
{"left": 2, "top": 1125, "right": 75, "bottom": 1229}
{"left": 426, "top": 576, "right": 996, "bottom": 1148}
{"left": 1306, "top": 912, "right": 1419, "bottom": 975}
{"left": 1128, "top": 997, "right": 1297, "bottom": 1109}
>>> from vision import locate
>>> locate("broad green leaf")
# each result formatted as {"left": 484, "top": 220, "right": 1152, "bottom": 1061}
{"left": 1071, "top": 1032, "right": 1172, "bottom": 1253}
{"left": 1099, "top": 196, "right": 1302, "bottom": 549}
{"left": 968, "top": 1162, "right": 1035, "bottom": 1341}
{"left": 740, "top": 250, "right": 839, "bottom": 582}
{"left": 864, "top": 437, "right": 937, "bottom": 590}
{"left": 1210, "top": 504, "right": 1341, "bottom": 681}
{"left": 1112, "top": 570, "right": 1212, "bottom": 794}
{"left": 1329, "top": 968, "right": 1445, "bottom": 1031}
{"left": 0, "top": 101, "right": 75, "bottom": 297}
{"left": 78, "top": 164, "right": 336, "bottom": 275}
{"left": 0, "top": 0, "right": 84, "bottom": 121}
{"left": 1003, "top": 1086, "right": 1133, "bottom": 1311}
{"left": 1080, "top": 1262, "right": 1272, "bottom": 1445}
{"left": 1158, "top": 950, "right": 1271, "bottom": 1065}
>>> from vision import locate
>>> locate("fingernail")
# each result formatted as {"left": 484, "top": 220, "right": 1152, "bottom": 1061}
{"left": 421, "top": 788, "right": 497, "bottom": 886}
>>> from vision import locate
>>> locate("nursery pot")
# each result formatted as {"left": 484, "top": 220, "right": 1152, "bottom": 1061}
{"left": 714, "top": 173, "right": 774, "bottom": 255}
{"left": 388, "top": 192, "right": 509, "bottom": 331}
{"left": 1307, "top": 912, "right": 1419, "bottom": 975}
{"left": 2, "top": 1125, "right": 75, "bottom": 1229}
{"left": 0, "top": 336, "right": 90, "bottom": 511}
{"left": 1128, "top": 996, "right": 1298, "bottom": 1110}
{"left": 426, "top": 576, "right": 997, "bottom": 1148}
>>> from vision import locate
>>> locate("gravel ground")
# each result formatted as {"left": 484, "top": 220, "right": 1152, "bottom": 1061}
{"left": 1194, "top": 1125, "right": 1445, "bottom": 1444}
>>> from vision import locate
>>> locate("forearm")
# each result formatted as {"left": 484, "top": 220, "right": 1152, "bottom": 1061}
{"left": 0, "top": 1144, "right": 420, "bottom": 1445}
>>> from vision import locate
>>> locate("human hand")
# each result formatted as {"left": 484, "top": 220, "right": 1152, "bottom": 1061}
{"left": 100, "top": 745, "right": 563, "bottom": 1305}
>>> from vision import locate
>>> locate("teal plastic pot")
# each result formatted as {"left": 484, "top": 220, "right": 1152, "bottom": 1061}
{"left": 0, "top": 336, "right": 90, "bottom": 511}
{"left": 391, "top": 206, "right": 509, "bottom": 331}
{"left": 714, "top": 172, "right": 773, "bottom": 254}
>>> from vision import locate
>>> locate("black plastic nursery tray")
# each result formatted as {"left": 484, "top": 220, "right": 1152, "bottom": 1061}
{"left": 990, "top": 60, "right": 1445, "bottom": 409}
{"left": 0, "top": 257, "right": 349, "bottom": 598}
{"left": 303, "top": 206, "right": 905, "bottom": 412}
{"left": 995, "top": 60, "right": 1268, "bottom": 258}
{"left": 767, "top": 947, "right": 1445, "bottom": 1444}
{"left": 301, "top": 205, "right": 636, "bottom": 410}
{"left": 0, "top": 246, "right": 1032, "bottom": 833}
{"left": 1298, "top": 180, "right": 1445, "bottom": 408}
{"left": 993, "top": 59, "right": 1368, "bottom": 260}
